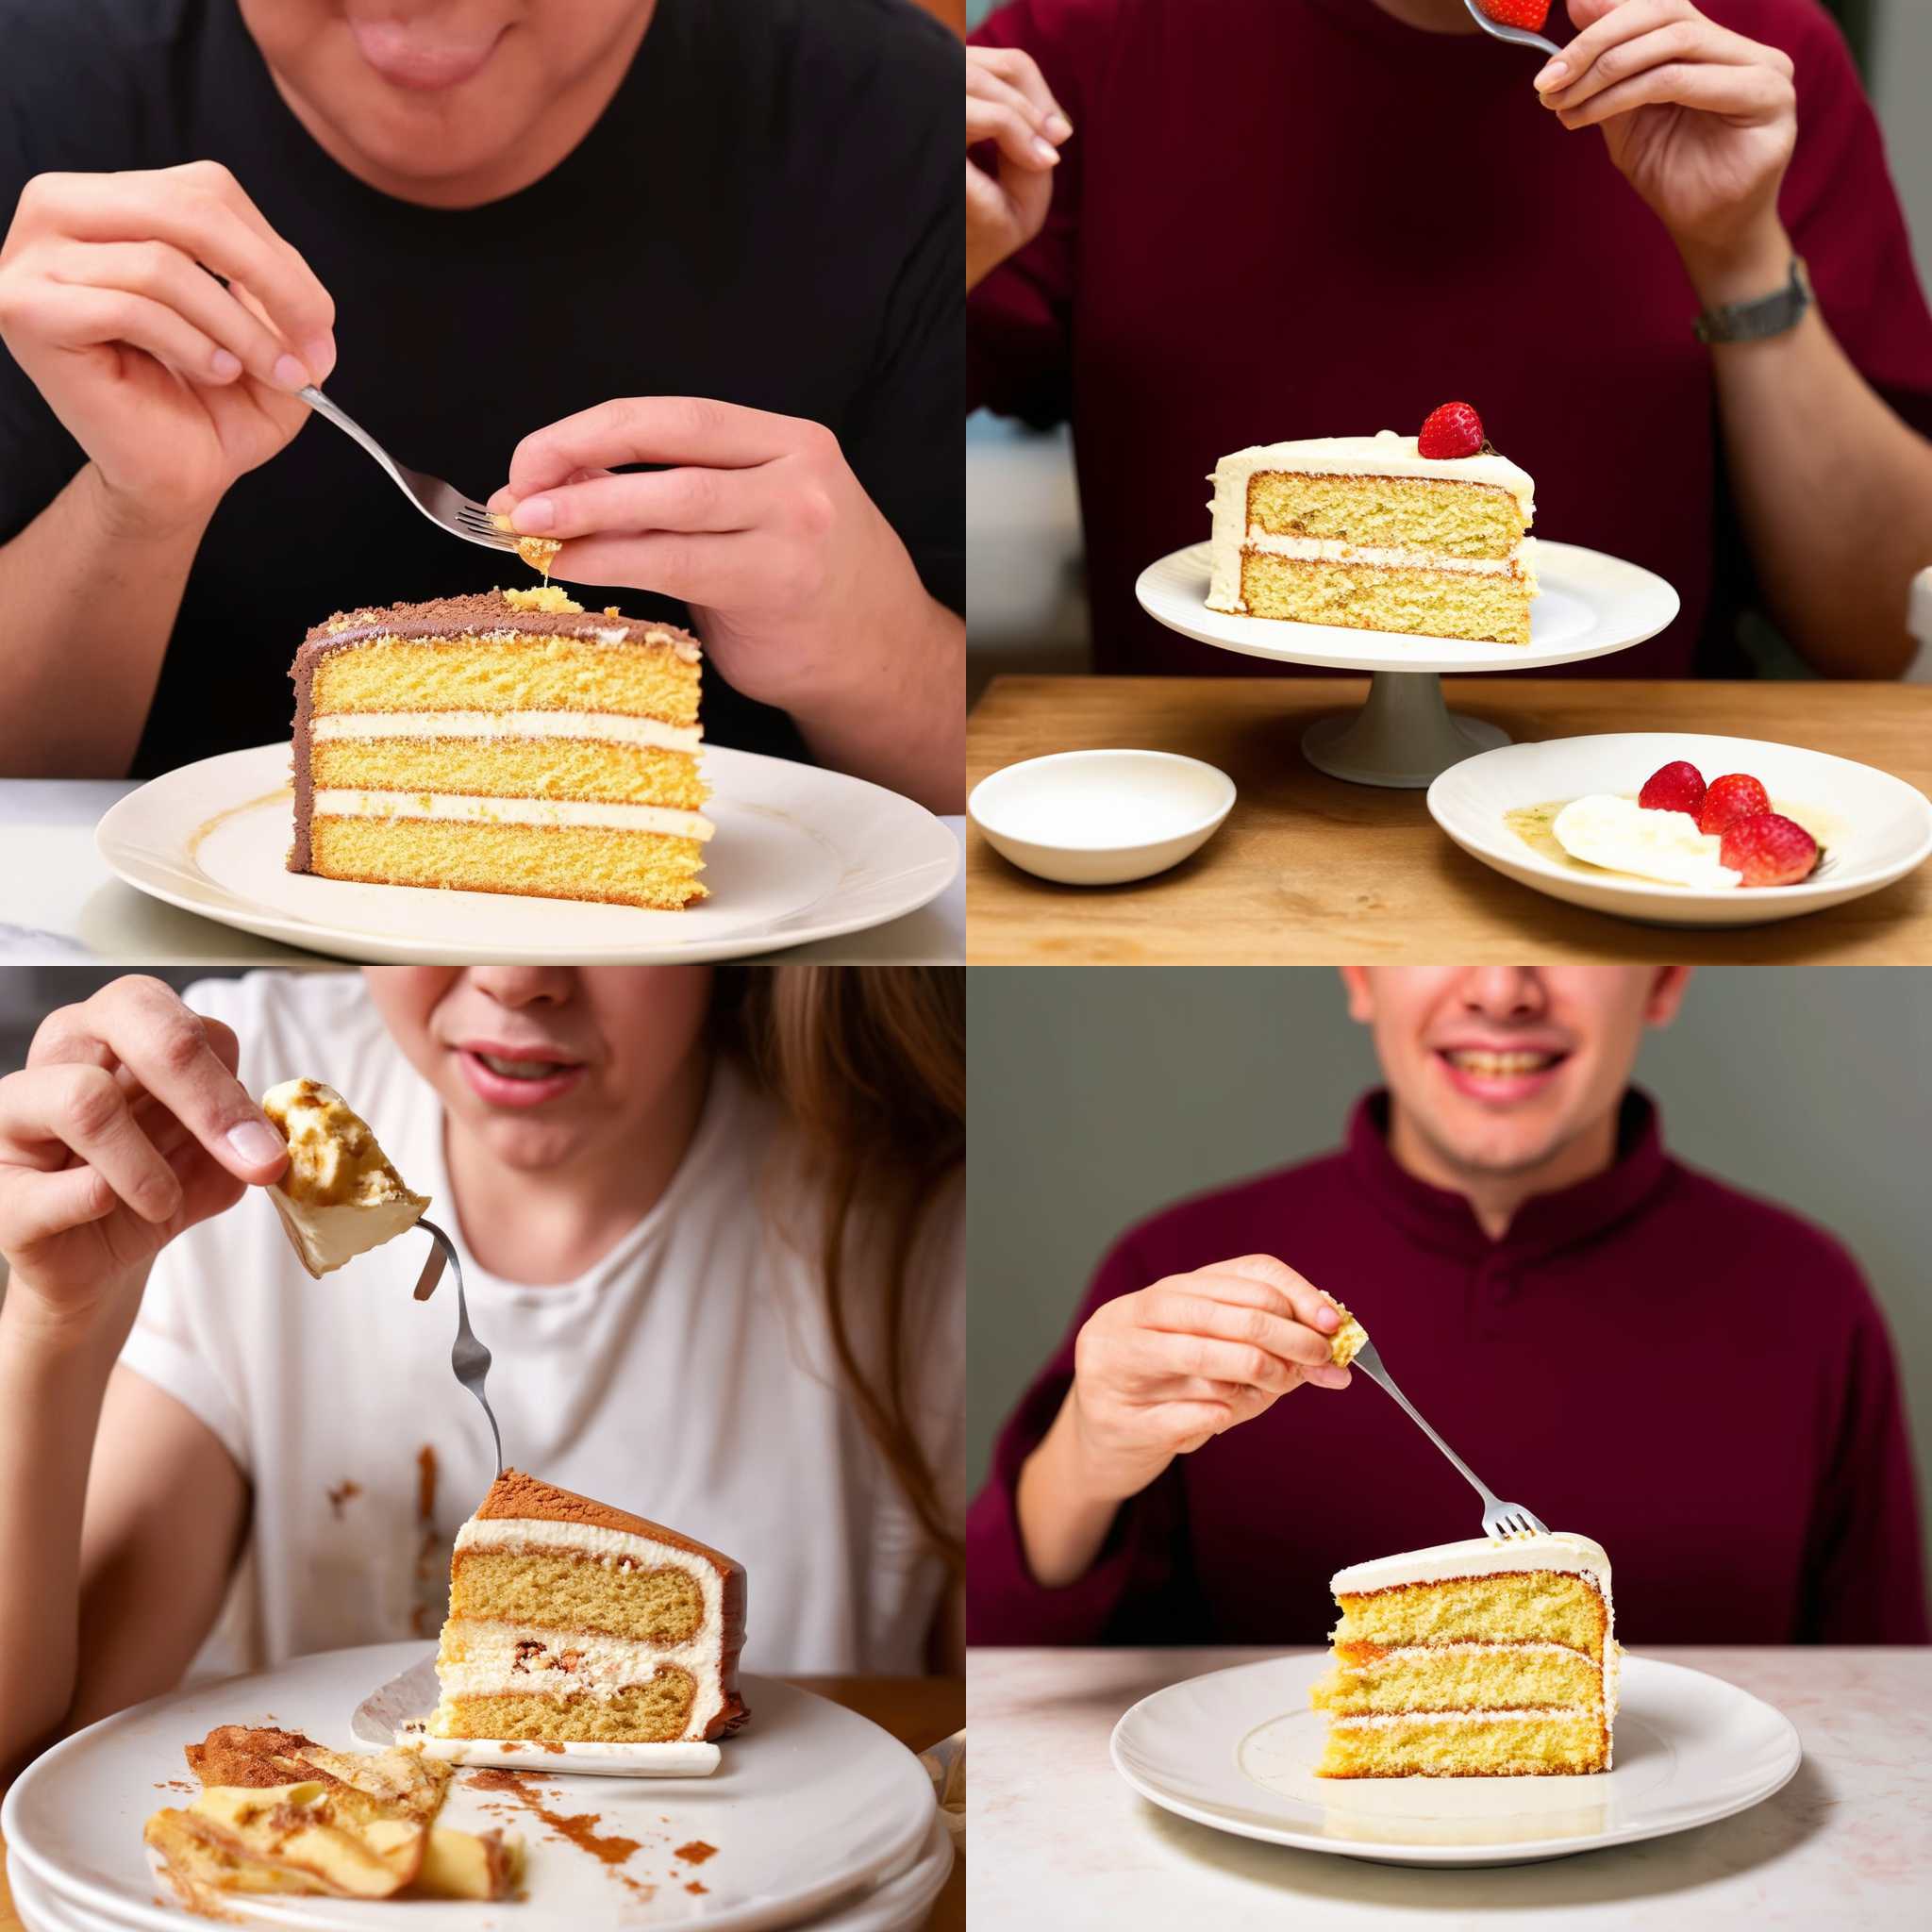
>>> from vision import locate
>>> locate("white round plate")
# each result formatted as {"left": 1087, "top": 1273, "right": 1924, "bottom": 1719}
{"left": 5, "top": 1818, "right": 953, "bottom": 1932}
{"left": 3, "top": 1642, "right": 937, "bottom": 1932}
{"left": 1427, "top": 731, "right": 1932, "bottom": 927}
{"left": 1134, "top": 540, "right": 1678, "bottom": 674}
{"left": 94, "top": 743, "right": 958, "bottom": 964}
{"left": 1110, "top": 1653, "right": 1798, "bottom": 1868}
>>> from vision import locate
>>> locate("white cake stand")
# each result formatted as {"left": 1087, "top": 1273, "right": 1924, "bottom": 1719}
{"left": 1134, "top": 540, "right": 1679, "bottom": 789}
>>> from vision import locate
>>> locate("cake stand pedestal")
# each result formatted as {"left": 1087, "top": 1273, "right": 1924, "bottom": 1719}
{"left": 1133, "top": 541, "right": 1678, "bottom": 791}
{"left": 1299, "top": 671, "right": 1507, "bottom": 790}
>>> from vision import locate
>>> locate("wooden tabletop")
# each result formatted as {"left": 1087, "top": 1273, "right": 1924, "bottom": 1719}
{"left": 0, "top": 1674, "right": 962, "bottom": 1932}
{"left": 967, "top": 676, "right": 1932, "bottom": 963}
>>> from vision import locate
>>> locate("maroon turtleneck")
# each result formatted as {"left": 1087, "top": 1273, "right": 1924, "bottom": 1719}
{"left": 967, "top": 1091, "right": 1928, "bottom": 1646}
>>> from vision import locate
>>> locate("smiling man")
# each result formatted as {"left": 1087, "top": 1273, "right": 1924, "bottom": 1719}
{"left": 968, "top": 966, "right": 1928, "bottom": 1648}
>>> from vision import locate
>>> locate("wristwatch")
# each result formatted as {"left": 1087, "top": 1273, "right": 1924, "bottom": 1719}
{"left": 1692, "top": 257, "right": 1812, "bottom": 344}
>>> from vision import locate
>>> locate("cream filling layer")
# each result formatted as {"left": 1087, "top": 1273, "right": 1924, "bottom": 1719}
{"left": 1329, "top": 1709, "right": 1605, "bottom": 1731}
{"left": 435, "top": 1620, "right": 717, "bottom": 1707}
{"left": 311, "top": 710, "right": 702, "bottom": 754}
{"left": 312, "top": 790, "right": 715, "bottom": 841}
{"left": 1239, "top": 531, "right": 1530, "bottom": 579}
{"left": 433, "top": 1516, "right": 729, "bottom": 1740}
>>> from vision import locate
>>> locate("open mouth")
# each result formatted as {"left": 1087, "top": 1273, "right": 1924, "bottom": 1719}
{"left": 1440, "top": 1048, "right": 1566, "bottom": 1077}
{"left": 454, "top": 1044, "right": 588, "bottom": 1107}
{"left": 473, "top": 1052, "right": 572, "bottom": 1080}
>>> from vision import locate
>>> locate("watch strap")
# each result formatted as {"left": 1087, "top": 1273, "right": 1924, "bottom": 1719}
{"left": 1693, "top": 257, "right": 1812, "bottom": 345}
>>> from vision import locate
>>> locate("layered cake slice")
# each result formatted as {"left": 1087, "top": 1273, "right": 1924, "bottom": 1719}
{"left": 261, "top": 1078, "right": 428, "bottom": 1278}
{"left": 290, "top": 587, "right": 712, "bottom": 908}
{"left": 1311, "top": 1532, "right": 1617, "bottom": 1776}
{"left": 429, "top": 1470, "right": 748, "bottom": 1744}
{"left": 1206, "top": 405, "right": 1537, "bottom": 644}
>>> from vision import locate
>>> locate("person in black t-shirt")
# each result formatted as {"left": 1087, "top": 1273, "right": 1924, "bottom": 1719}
{"left": 0, "top": 0, "right": 963, "bottom": 808}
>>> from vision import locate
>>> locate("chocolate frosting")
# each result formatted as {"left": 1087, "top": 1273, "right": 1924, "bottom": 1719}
{"left": 298, "top": 591, "right": 700, "bottom": 658}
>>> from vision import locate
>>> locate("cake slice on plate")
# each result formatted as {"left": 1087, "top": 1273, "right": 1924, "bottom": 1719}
{"left": 1311, "top": 1531, "right": 1618, "bottom": 1776}
{"left": 1207, "top": 404, "right": 1537, "bottom": 644}
{"left": 261, "top": 1078, "right": 429, "bottom": 1278}
{"left": 429, "top": 1469, "right": 748, "bottom": 1744}
{"left": 289, "top": 586, "right": 712, "bottom": 908}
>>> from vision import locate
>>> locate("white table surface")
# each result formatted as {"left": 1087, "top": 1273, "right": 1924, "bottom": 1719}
{"left": 969, "top": 1645, "right": 1931, "bottom": 1931}
{"left": 0, "top": 782, "right": 963, "bottom": 966}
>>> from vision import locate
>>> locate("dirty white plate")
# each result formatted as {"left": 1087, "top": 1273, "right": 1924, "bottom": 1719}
{"left": 1134, "top": 540, "right": 1676, "bottom": 674}
{"left": 968, "top": 750, "right": 1236, "bottom": 884}
{"left": 1110, "top": 1652, "right": 1797, "bottom": 1868}
{"left": 1427, "top": 732, "right": 1932, "bottom": 927}
{"left": 3, "top": 1641, "right": 937, "bottom": 1931}
{"left": 95, "top": 743, "right": 959, "bottom": 964}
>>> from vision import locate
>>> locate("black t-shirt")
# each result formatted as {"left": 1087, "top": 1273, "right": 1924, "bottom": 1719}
{"left": 0, "top": 0, "right": 963, "bottom": 776}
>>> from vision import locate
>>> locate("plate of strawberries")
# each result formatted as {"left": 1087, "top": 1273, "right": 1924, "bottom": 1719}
{"left": 1426, "top": 732, "right": 1932, "bottom": 926}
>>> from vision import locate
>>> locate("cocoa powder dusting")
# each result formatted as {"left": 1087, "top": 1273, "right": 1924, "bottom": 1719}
{"left": 687, "top": 1880, "right": 709, "bottom": 1894}
{"left": 465, "top": 1768, "right": 644, "bottom": 1870}
{"left": 675, "top": 1840, "right": 718, "bottom": 1864}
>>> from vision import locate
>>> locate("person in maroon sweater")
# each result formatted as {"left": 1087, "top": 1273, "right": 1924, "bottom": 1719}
{"left": 966, "top": 1, "right": 1932, "bottom": 679}
{"left": 968, "top": 966, "right": 1929, "bottom": 1646}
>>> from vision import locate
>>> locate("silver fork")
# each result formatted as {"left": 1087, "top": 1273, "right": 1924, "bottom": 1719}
{"left": 1350, "top": 1338, "right": 1547, "bottom": 1541}
{"left": 299, "top": 386, "right": 516, "bottom": 555}
{"left": 1462, "top": 0, "right": 1561, "bottom": 59}
{"left": 411, "top": 1218, "right": 504, "bottom": 1476}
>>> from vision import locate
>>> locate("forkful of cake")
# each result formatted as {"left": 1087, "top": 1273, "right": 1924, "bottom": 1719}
{"left": 1326, "top": 1299, "right": 1549, "bottom": 1541}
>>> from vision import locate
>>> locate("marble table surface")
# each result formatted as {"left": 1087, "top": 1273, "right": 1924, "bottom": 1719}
{"left": 0, "top": 781, "right": 964, "bottom": 966}
{"left": 969, "top": 1645, "right": 1930, "bottom": 1930}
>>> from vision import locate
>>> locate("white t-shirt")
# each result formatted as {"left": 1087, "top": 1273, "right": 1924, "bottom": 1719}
{"left": 119, "top": 972, "right": 962, "bottom": 1680}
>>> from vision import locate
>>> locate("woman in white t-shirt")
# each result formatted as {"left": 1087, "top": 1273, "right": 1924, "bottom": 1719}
{"left": 0, "top": 965, "right": 962, "bottom": 1774}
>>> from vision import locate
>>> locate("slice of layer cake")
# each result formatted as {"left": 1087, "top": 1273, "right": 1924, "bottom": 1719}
{"left": 1206, "top": 412, "right": 1537, "bottom": 644}
{"left": 429, "top": 1470, "right": 748, "bottom": 1744}
{"left": 261, "top": 1078, "right": 428, "bottom": 1278}
{"left": 1311, "top": 1532, "right": 1617, "bottom": 1777}
{"left": 290, "top": 587, "right": 713, "bottom": 908}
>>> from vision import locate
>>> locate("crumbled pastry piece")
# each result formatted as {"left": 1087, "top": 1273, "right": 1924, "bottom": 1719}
{"left": 1324, "top": 1297, "right": 1369, "bottom": 1368}
{"left": 149, "top": 1730, "right": 520, "bottom": 1904}
{"left": 490, "top": 511, "right": 562, "bottom": 578}
{"left": 502, "top": 584, "right": 584, "bottom": 615}
{"left": 259, "top": 1080, "right": 429, "bottom": 1278}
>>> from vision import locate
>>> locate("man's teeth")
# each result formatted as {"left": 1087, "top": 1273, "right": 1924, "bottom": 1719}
{"left": 475, "top": 1053, "right": 564, "bottom": 1079}
{"left": 1447, "top": 1049, "right": 1557, "bottom": 1076}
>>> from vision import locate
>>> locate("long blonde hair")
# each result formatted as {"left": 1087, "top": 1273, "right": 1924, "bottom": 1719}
{"left": 712, "top": 967, "right": 964, "bottom": 1578}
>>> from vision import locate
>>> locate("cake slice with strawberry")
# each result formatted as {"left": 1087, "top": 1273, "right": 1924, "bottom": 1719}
{"left": 1207, "top": 403, "right": 1538, "bottom": 643}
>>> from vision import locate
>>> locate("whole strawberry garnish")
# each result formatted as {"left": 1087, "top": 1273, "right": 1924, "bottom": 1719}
{"left": 1479, "top": 0, "right": 1552, "bottom": 27}
{"left": 1638, "top": 760, "right": 1706, "bottom": 818}
{"left": 1419, "top": 402, "right": 1485, "bottom": 460}
{"left": 1720, "top": 812, "right": 1819, "bottom": 888}
{"left": 1697, "top": 772, "right": 1770, "bottom": 837}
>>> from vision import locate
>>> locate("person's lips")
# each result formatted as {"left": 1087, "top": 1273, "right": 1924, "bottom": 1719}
{"left": 347, "top": 16, "right": 508, "bottom": 92}
{"left": 453, "top": 1042, "right": 588, "bottom": 1108}
{"left": 1433, "top": 1043, "right": 1572, "bottom": 1104}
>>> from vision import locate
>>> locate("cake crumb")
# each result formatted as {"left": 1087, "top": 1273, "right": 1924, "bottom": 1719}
{"left": 325, "top": 1478, "right": 362, "bottom": 1519}
{"left": 675, "top": 1840, "right": 718, "bottom": 1865}
{"left": 687, "top": 1880, "right": 709, "bottom": 1894}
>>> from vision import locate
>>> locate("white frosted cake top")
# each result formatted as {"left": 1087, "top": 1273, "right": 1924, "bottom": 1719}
{"left": 1331, "top": 1531, "right": 1610, "bottom": 1596}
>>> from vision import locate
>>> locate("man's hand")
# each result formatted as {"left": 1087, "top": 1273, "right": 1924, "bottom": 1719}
{"left": 1060, "top": 1256, "right": 1351, "bottom": 1506}
{"left": 0, "top": 977, "right": 287, "bottom": 1346}
{"left": 967, "top": 45, "right": 1071, "bottom": 292}
{"left": 491, "top": 398, "right": 958, "bottom": 788}
{"left": 1538, "top": 1, "right": 1796, "bottom": 298}
{"left": 0, "top": 161, "right": 336, "bottom": 536}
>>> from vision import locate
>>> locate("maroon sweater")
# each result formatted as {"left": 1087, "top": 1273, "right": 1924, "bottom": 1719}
{"left": 967, "top": 1093, "right": 1929, "bottom": 1646}
{"left": 968, "top": 0, "right": 1932, "bottom": 677}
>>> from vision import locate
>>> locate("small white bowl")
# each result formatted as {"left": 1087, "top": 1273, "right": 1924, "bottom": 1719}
{"left": 968, "top": 750, "right": 1236, "bottom": 885}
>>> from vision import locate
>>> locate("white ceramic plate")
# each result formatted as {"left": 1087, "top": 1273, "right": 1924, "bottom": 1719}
{"left": 94, "top": 743, "right": 959, "bottom": 964}
{"left": 3, "top": 1642, "right": 938, "bottom": 1932}
{"left": 1427, "top": 731, "right": 1932, "bottom": 927}
{"left": 1110, "top": 1653, "right": 1798, "bottom": 1868}
{"left": 5, "top": 1819, "right": 953, "bottom": 1932}
{"left": 1134, "top": 540, "right": 1678, "bottom": 674}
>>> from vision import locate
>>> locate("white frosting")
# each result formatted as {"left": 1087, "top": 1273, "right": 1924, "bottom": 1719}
{"left": 311, "top": 710, "right": 703, "bottom": 754}
{"left": 1552, "top": 796, "right": 1740, "bottom": 891}
{"left": 1241, "top": 530, "right": 1533, "bottom": 581}
{"left": 1330, "top": 1532, "right": 1610, "bottom": 1596}
{"left": 433, "top": 1516, "right": 731, "bottom": 1741}
{"left": 1329, "top": 1709, "right": 1600, "bottom": 1730}
{"left": 1338, "top": 1641, "right": 1598, "bottom": 1667}
{"left": 1207, "top": 430, "right": 1536, "bottom": 613}
{"left": 312, "top": 790, "right": 716, "bottom": 841}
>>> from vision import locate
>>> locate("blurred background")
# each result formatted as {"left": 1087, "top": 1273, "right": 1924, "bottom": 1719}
{"left": 965, "top": 0, "right": 1932, "bottom": 693}
{"left": 965, "top": 964, "right": 1932, "bottom": 1599}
